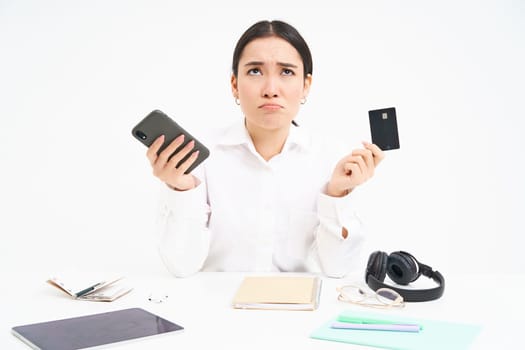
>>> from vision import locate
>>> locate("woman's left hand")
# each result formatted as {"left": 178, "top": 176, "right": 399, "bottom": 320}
{"left": 326, "top": 142, "right": 385, "bottom": 197}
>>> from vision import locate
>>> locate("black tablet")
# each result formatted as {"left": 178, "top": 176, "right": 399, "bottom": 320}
{"left": 12, "top": 308, "right": 183, "bottom": 350}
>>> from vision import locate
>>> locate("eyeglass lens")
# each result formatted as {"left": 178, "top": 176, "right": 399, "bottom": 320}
{"left": 341, "top": 286, "right": 368, "bottom": 302}
{"left": 376, "top": 288, "right": 401, "bottom": 304}
{"left": 339, "top": 285, "right": 403, "bottom": 307}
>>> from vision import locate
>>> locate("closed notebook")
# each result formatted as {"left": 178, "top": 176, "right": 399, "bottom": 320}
{"left": 232, "top": 275, "right": 321, "bottom": 311}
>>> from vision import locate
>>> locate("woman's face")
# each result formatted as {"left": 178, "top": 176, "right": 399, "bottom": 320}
{"left": 231, "top": 36, "right": 311, "bottom": 132}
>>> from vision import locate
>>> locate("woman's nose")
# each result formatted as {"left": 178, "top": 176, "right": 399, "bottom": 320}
{"left": 261, "top": 76, "right": 279, "bottom": 98}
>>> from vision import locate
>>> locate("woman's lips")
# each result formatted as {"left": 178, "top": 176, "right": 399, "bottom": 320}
{"left": 259, "top": 103, "right": 283, "bottom": 111}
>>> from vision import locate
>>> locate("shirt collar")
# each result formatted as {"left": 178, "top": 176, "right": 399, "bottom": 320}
{"left": 216, "top": 119, "right": 312, "bottom": 152}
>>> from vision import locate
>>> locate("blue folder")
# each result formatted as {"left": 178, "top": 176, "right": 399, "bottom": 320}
{"left": 310, "top": 310, "right": 481, "bottom": 350}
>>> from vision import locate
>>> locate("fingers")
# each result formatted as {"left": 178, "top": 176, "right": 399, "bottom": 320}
{"left": 328, "top": 143, "right": 386, "bottom": 197}
{"left": 145, "top": 134, "right": 200, "bottom": 191}
{"left": 146, "top": 135, "right": 165, "bottom": 164}
{"left": 344, "top": 155, "right": 367, "bottom": 176}
{"left": 352, "top": 148, "right": 374, "bottom": 173}
{"left": 363, "top": 141, "right": 385, "bottom": 166}
{"left": 166, "top": 140, "right": 196, "bottom": 169}
{"left": 156, "top": 135, "right": 186, "bottom": 166}
{"left": 176, "top": 150, "right": 200, "bottom": 174}
{"left": 343, "top": 162, "right": 359, "bottom": 177}
{"left": 338, "top": 161, "right": 362, "bottom": 194}
{"left": 340, "top": 145, "right": 381, "bottom": 186}
{"left": 150, "top": 134, "right": 198, "bottom": 175}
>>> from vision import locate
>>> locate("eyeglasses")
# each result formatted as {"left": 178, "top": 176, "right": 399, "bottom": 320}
{"left": 336, "top": 285, "right": 405, "bottom": 309}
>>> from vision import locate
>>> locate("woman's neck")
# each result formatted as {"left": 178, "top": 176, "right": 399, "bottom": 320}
{"left": 245, "top": 120, "right": 290, "bottom": 161}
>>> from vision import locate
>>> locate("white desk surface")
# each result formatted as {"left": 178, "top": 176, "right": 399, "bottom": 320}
{"left": 2, "top": 270, "right": 523, "bottom": 349}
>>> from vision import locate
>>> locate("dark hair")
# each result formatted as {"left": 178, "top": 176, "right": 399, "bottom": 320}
{"left": 232, "top": 20, "right": 313, "bottom": 79}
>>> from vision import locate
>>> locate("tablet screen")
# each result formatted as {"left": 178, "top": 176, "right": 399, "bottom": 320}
{"left": 12, "top": 308, "right": 183, "bottom": 350}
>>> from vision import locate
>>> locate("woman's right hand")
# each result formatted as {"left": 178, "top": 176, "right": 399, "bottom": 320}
{"left": 146, "top": 134, "right": 200, "bottom": 191}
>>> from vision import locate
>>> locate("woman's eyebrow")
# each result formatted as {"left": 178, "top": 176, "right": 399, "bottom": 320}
{"left": 244, "top": 61, "right": 298, "bottom": 68}
{"left": 244, "top": 61, "right": 264, "bottom": 67}
{"left": 277, "top": 62, "right": 298, "bottom": 68}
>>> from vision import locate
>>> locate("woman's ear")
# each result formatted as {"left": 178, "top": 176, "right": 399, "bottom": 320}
{"left": 231, "top": 74, "right": 239, "bottom": 98}
{"left": 303, "top": 73, "right": 312, "bottom": 98}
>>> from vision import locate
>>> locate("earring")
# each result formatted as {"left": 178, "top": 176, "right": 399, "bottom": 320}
{"left": 235, "top": 98, "right": 240, "bottom": 105}
{"left": 148, "top": 292, "right": 168, "bottom": 303}
{"left": 300, "top": 97, "right": 307, "bottom": 105}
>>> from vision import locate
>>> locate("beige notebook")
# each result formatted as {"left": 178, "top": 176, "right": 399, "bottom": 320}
{"left": 232, "top": 275, "right": 322, "bottom": 311}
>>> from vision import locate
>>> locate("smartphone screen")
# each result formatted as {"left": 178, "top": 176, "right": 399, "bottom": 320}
{"left": 369, "top": 107, "right": 400, "bottom": 151}
{"left": 132, "top": 110, "right": 210, "bottom": 174}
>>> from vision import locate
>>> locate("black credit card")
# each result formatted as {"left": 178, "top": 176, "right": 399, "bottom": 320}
{"left": 369, "top": 107, "right": 400, "bottom": 151}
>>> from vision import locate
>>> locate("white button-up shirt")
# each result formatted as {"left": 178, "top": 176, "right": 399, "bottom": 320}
{"left": 157, "top": 120, "right": 364, "bottom": 278}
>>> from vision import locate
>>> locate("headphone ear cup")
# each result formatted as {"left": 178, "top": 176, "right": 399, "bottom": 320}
{"left": 386, "top": 251, "right": 419, "bottom": 285}
{"left": 367, "top": 251, "right": 388, "bottom": 282}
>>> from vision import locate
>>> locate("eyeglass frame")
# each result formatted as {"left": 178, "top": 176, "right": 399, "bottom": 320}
{"left": 336, "top": 284, "right": 405, "bottom": 309}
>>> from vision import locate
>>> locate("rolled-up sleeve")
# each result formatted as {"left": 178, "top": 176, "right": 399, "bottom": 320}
{"left": 157, "top": 183, "right": 211, "bottom": 277}
{"left": 315, "top": 191, "right": 364, "bottom": 278}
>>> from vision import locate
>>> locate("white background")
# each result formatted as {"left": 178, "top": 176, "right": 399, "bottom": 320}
{"left": 0, "top": 0, "right": 523, "bottom": 278}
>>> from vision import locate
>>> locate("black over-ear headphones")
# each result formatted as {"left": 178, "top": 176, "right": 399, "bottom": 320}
{"left": 365, "top": 250, "right": 445, "bottom": 302}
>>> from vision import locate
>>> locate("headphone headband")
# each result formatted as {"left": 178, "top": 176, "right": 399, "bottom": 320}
{"left": 365, "top": 251, "right": 445, "bottom": 302}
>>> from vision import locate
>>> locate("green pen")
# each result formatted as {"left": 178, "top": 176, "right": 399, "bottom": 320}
{"left": 337, "top": 315, "right": 424, "bottom": 330}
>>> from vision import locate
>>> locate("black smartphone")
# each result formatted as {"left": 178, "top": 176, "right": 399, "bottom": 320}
{"left": 132, "top": 109, "right": 210, "bottom": 174}
{"left": 369, "top": 107, "right": 400, "bottom": 151}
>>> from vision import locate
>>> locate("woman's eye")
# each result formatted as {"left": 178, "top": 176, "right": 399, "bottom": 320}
{"left": 248, "top": 68, "right": 261, "bottom": 75}
{"left": 282, "top": 69, "right": 295, "bottom": 76}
